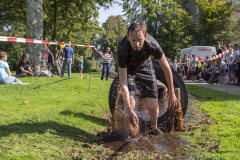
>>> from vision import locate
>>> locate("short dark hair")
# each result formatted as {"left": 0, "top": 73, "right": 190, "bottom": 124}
{"left": 127, "top": 20, "right": 147, "bottom": 35}
{"left": 234, "top": 44, "right": 238, "bottom": 47}
{"left": 0, "top": 51, "right": 7, "bottom": 59}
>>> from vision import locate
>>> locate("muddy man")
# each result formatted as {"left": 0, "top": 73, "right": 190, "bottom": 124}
{"left": 117, "top": 20, "right": 178, "bottom": 135}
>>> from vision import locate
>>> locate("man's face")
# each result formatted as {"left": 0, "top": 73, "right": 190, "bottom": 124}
{"left": 234, "top": 45, "right": 238, "bottom": 51}
{"left": 127, "top": 30, "right": 146, "bottom": 52}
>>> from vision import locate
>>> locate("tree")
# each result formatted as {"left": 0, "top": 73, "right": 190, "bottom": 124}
{"left": 25, "top": 0, "right": 43, "bottom": 69}
{"left": 193, "top": 0, "right": 237, "bottom": 45}
{"left": 98, "top": 15, "right": 128, "bottom": 53}
{"left": 0, "top": 0, "right": 115, "bottom": 72}
{"left": 122, "top": 0, "right": 194, "bottom": 59}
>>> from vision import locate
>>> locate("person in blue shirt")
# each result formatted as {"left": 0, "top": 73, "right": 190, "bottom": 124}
{"left": 78, "top": 56, "right": 84, "bottom": 78}
{"left": 0, "top": 51, "right": 22, "bottom": 84}
{"left": 60, "top": 42, "right": 74, "bottom": 77}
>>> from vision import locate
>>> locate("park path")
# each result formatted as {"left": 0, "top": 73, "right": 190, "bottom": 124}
{"left": 185, "top": 80, "right": 240, "bottom": 96}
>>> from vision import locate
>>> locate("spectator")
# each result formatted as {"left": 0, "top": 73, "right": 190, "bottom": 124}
{"left": 0, "top": 51, "right": 22, "bottom": 84}
{"left": 93, "top": 45, "right": 101, "bottom": 66}
{"left": 226, "top": 48, "right": 233, "bottom": 81}
{"left": 190, "top": 54, "right": 198, "bottom": 70}
{"left": 181, "top": 53, "right": 190, "bottom": 80}
{"left": 43, "top": 43, "right": 50, "bottom": 66}
{"left": 95, "top": 47, "right": 113, "bottom": 81}
{"left": 208, "top": 58, "right": 227, "bottom": 84}
{"left": 229, "top": 44, "right": 239, "bottom": 84}
{"left": 235, "top": 58, "right": 240, "bottom": 86}
{"left": 216, "top": 42, "right": 223, "bottom": 55}
{"left": 16, "top": 53, "right": 34, "bottom": 78}
{"left": 173, "top": 60, "right": 178, "bottom": 72}
{"left": 47, "top": 51, "right": 54, "bottom": 72}
{"left": 78, "top": 56, "right": 84, "bottom": 78}
{"left": 60, "top": 42, "right": 74, "bottom": 78}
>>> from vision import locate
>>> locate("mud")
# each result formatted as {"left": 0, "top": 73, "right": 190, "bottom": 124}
{"left": 103, "top": 134, "right": 187, "bottom": 156}
{"left": 101, "top": 94, "right": 205, "bottom": 158}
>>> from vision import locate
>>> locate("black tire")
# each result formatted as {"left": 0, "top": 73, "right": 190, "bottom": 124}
{"left": 108, "top": 60, "right": 189, "bottom": 117}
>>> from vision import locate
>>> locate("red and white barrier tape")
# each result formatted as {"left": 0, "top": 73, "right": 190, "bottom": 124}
{"left": 0, "top": 36, "right": 95, "bottom": 48}
{"left": 207, "top": 51, "right": 226, "bottom": 61}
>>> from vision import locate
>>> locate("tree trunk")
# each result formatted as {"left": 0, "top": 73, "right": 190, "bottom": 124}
{"left": 25, "top": 0, "right": 43, "bottom": 69}
{"left": 52, "top": 47, "right": 61, "bottom": 75}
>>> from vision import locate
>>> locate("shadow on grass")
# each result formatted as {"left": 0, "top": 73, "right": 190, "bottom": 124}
{"left": 0, "top": 121, "right": 96, "bottom": 143}
{"left": 33, "top": 78, "right": 70, "bottom": 89}
{"left": 60, "top": 110, "right": 107, "bottom": 126}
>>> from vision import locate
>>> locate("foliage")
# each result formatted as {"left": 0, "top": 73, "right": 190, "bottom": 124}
{"left": 121, "top": 0, "right": 194, "bottom": 59}
{"left": 98, "top": 15, "right": 128, "bottom": 54}
{"left": 0, "top": 0, "right": 116, "bottom": 71}
{"left": 193, "top": 0, "right": 238, "bottom": 45}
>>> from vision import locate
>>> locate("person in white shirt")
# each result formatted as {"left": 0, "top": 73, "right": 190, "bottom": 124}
{"left": 190, "top": 54, "right": 198, "bottom": 70}
{"left": 209, "top": 58, "right": 227, "bottom": 84}
{"left": 230, "top": 44, "right": 239, "bottom": 84}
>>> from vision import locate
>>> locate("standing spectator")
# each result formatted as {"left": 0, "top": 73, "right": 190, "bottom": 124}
{"left": 95, "top": 47, "right": 113, "bottom": 81}
{"left": 93, "top": 45, "right": 101, "bottom": 66}
{"left": 16, "top": 53, "right": 34, "bottom": 78}
{"left": 173, "top": 60, "right": 178, "bottom": 72}
{"left": 78, "top": 56, "right": 84, "bottom": 78}
{"left": 229, "top": 44, "right": 239, "bottom": 84}
{"left": 235, "top": 58, "right": 240, "bottom": 86}
{"left": 60, "top": 42, "right": 74, "bottom": 78}
{"left": 226, "top": 49, "right": 233, "bottom": 81}
{"left": 222, "top": 44, "right": 230, "bottom": 63}
{"left": 43, "top": 43, "right": 50, "bottom": 67}
{"left": 181, "top": 53, "right": 190, "bottom": 80}
{"left": 190, "top": 54, "right": 198, "bottom": 70}
{"left": 47, "top": 51, "right": 54, "bottom": 72}
{"left": 0, "top": 51, "right": 22, "bottom": 84}
{"left": 216, "top": 42, "right": 223, "bottom": 55}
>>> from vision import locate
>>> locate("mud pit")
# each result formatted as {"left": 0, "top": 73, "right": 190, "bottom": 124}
{"left": 100, "top": 94, "right": 207, "bottom": 158}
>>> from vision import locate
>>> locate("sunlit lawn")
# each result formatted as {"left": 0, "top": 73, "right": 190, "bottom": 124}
{"left": 186, "top": 85, "right": 240, "bottom": 160}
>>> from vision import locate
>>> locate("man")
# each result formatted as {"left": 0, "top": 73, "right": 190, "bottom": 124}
{"left": 208, "top": 58, "right": 227, "bottom": 84}
{"left": 101, "top": 47, "right": 113, "bottom": 80}
{"left": 61, "top": 42, "right": 74, "bottom": 77}
{"left": 216, "top": 42, "right": 223, "bottom": 55}
{"left": 117, "top": 20, "right": 178, "bottom": 134}
{"left": 230, "top": 44, "right": 239, "bottom": 84}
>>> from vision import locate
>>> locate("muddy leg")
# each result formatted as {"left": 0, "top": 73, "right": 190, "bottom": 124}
{"left": 146, "top": 98, "right": 159, "bottom": 129}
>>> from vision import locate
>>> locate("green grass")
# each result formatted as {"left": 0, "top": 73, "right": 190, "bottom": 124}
{"left": 1, "top": 74, "right": 240, "bottom": 159}
{"left": 0, "top": 73, "right": 113, "bottom": 159}
{"left": 186, "top": 85, "right": 240, "bottom": 160}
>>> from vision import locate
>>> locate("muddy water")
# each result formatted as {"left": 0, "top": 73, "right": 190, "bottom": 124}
{"left": 103, "top": 134, "right": 187, "bottom": 155}
{"left": 102, "top": 94, "right": 201, "bottom": 158}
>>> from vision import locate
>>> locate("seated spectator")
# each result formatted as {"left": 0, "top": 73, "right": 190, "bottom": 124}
{"left": 208, "top": 58, "right": 227, "bottom": 84}
{"left": 0, "top": 51, "right": 22, "bottom": 84}
{"left": 16, "top": 53, "right": 34, "bottom": 78}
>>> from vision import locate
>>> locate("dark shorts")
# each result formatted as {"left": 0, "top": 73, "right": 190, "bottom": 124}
{"left": 231, "top": 63, "right": 237, "bottom": 73}
{"left": 127, "top": 62, "right": 158, "bottom": 98}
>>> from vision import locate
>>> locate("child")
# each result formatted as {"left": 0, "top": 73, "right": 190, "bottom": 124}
{"left": 0, "top": 51, "right": 22, "bottom": 84}
{"left": 78, "top": 56, "right": 84, "bottom": 78}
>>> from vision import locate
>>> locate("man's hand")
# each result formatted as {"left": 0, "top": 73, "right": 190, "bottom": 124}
{"left": 167, "top": 92, "right": 179, "bottom": 109}
{"left": 127, "top": 108, "right": 139, "bottom": 128}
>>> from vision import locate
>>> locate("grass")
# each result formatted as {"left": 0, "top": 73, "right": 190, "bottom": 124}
{"left": 185, "top": 84, "right": 240, "bottom": 160}
{"left": 1, "top": 73, "right": 240, "bottom": 159}
{"left": 0, "top": 73, "right": 113, "bottom": 159}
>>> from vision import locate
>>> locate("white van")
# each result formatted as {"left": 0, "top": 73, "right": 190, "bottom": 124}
{"left": 179, "top": 46, "right": 216, "bottom": 62}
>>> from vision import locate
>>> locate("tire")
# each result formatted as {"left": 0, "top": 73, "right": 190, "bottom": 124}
{"left": 108, "top": 60, "right": 189, "bottom": 117}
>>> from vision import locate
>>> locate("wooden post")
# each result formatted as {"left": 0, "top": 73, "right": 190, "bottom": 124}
{"left": 175, "top": 88, "right": 185, "bottom": 131}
